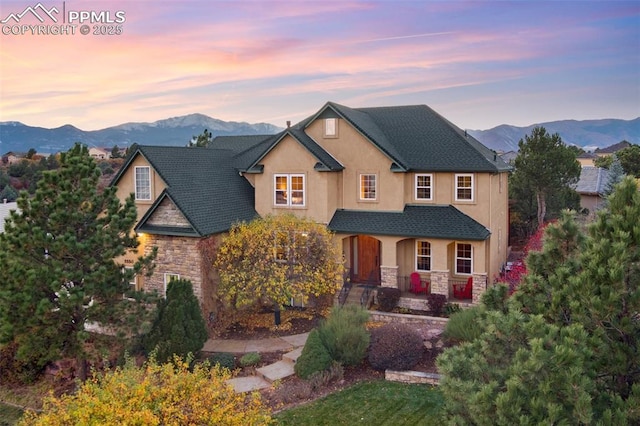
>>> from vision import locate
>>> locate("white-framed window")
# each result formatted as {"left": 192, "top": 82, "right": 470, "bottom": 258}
{"left": 455, "top": 243, "right": 472, "bottom": 275}
{"left": 134, "top": 166, "right": 151, "bottom": 201}
{"left": 163, "top": 273, "right": 180, "bottom": 294}
{"left": 415, "top": 174, "right": 433, "bottom": 200}
{"left": 274, "top": 174, "right": 305, "bottom": 206}
{"left": 455, "top": 174, "right": 473, "bottom": 201}
{"left": 123, "top": 267, "right": 137, "bottom": 299}
{"left": 324, "top": 118, "right": 337, "bottom": 137}
{"left": 360, "top": 173, "right": 377, "bottom": 200}
{"left": 416, "top": 240, "right": 431, "bottom": 272}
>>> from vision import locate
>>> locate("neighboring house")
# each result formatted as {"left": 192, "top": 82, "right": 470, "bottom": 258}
{"left": 574, "top": 166, "right": 610, "bottom": 215}
{"left": 89, "top": 147, "right": 111, "bottom": 159}
{"left": 2, "top": 152, "right": 24, "bottom": 165}
{"left": 594, "top": 140, "right": 631, "bottom": 158}
{"left": 577, "top": 152, "right": 598, "bottom": 167}
{"left": 0, "top": 201, "right": 19, "bottom": 233}
{"left": 111, "top": 102, "right": 511, "bottom": 308}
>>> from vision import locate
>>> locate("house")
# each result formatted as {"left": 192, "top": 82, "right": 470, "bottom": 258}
{"left": 577, "top": 152, "right": 598, "bottom": 167}
{"left": 574, "top": 166, "right": 610, "bottom": 215}
{"left": 111, "top": 102, "right": 511, "bottom": 310}
{"left": 0, "top": 200, "right": 19, "bottom": 233}
{"left": 2, "top": 152, "right": 24, "bottom": 165}
{"left": 594, "top": 140, "right": 631, "bottom": 158}
{"left": 88, "top": 147, "right": 111, "bottom": 159}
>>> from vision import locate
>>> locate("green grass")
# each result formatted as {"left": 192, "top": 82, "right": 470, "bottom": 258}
{"left": 274, "top": 380, "right": 444, "bottom": 425}
{"left": 0, "top": 402, "right": 24, "bottom": 425}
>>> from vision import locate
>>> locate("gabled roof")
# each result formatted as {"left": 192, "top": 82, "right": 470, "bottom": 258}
{"left": 595, "top": 141, "right": 631, "bottom": 154}
{"left": 112, "top": 146, "right": 258, "bottom": 236}
{"left": 234, "top": 128, "right": 344, "bottom": 173}
{"left": 574, "top": 166, "right": 610, "bottom": 196}
{"left": 304, "top": 102, "right": 511, "bottom": 173}
{"left": 328, "top": 204, "right": 490, "bottom": 240}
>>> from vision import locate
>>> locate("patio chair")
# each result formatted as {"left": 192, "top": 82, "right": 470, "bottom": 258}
{"left": 410, "top": 272, "right": 428, "bottom": 294}
{"left": 453, "top": 276, "right": 473, "bottom": 299}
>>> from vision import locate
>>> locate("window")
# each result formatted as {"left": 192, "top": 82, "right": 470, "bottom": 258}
{"left": 455, "top": 243, "right": 472, "bottom": 275}
{"left": 455, "top": 174, "right": 473, "bottom": 201}
{"left": 415, "top": 174, "right": 433, "bottom": 200}
{"left": 360, "top": 174, "right": 377, "bottom": 200}
{"left": 416, "top": 241, "right": 431, "bottom": 271}
{"left": 274, "top": 174, "right": 305, "bottom": 206}
{"left": 123, "top": 267, "right": 137, "bottom": 299}
{"left": 325, "top": 118, "right": 337, "bottom": 137}
{"left": 135, "top": 166, "right": 151, "bottom": 200}
{"left": 163, "top": 273, "right": 180, "bottom": 294}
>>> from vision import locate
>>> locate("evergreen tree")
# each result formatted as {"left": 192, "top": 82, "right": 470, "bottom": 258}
{"left": 188, "top": 129, "right": 213, "bottom": 147}
{"left": 603, "top": 154, "right": 625, "bottom": 196}
{"left": 0, "top": 143, "right": 155, "bottom": 381}
{"left": 616, "top": 144, "right": 640, "bottom": 177}
{"left": 511, "top": 127, "right": 581, "bottom": 229}
{"left": 143, "top": 279, "right": 208, "bottom": 363}
{"left": 437, "top": 178, "right": 640, "bottom": 423}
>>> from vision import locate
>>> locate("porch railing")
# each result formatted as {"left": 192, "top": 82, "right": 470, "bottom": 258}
{"left": 337, "top": 269, "right": 352, "bottom": 306}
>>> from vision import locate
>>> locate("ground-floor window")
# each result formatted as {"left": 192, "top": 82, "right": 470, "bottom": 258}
{"left": 416, "top": 240, "right": 431, "bottom": 271}
{"left": 455, "top": 243, "right": 472, "bottom": 275}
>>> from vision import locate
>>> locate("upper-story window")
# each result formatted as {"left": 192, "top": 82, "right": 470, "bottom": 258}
{"left": 274, "top": 174, "right": 305, "bottom": 207}
{"left": 359, "top": 173, "right": 377, "bottom": 201}
{"left": 455, "top": 243, "right": 472, "bottom": 275}
{"left": 455, "top": 174, "right": 473, "bottom": 201}
{"left": 415, "top": 174, "right": 433, "bottom": 200}
{"left": 324, "top": 118, "right": 337, "bottom": 137}
{"left": 135, "top": 166, "right": 151, "bottom": 201}
{"left": 416, "top": 240, "right": 431, "bottom": 271}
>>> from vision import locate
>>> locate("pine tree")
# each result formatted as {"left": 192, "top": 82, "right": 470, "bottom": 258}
{"left": 143, "top": 279, "right": 208, "bottom": 363}
{"left": 603, "top": 154, "right": 624, "bottom": 197}
{"left": 0, "top": 143, "right": 155, "bottom": 380}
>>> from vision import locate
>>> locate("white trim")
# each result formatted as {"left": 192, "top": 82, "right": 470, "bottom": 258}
{"left": 455, "top": 173, "right": 474, "bottom": 202}
{"left": 415, "top": 240, "right": 431, "bottom": 272}
{"left": 455, "top": 243, "right": 473, "bottom": 275}
{"left": 134, "top": 166, "right": 151, "bottom": 201}
{"left": 324, "top": 118, "right": 337, "bottom": 137}
{"left": 274, "top": 173, "right": 306, "bottom": 207}
{"left": 359, "top": 173, "right": 377, "bottom": 201}
{"left": 415, "top": 173, "right": 433, "bottom": 201}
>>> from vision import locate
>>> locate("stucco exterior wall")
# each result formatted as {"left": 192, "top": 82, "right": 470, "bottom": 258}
{"left": 114, "top": 154, "right": 167, "bottom": 220}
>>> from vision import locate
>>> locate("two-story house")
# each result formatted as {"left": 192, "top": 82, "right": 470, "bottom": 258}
{"left": 111, "top": 102, "right": 511, "bottom": 311}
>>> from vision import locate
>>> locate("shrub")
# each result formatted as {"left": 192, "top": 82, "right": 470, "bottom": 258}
{"left": 443, "top": 307, "right": 485, "bottom": 344}
{"left": 295, "top": 329, "right": 332, "bottom": 379}
{"left": 368, "top": 323, "right": 424, "bottom": 371}
{"left": 0, "top": 341, "right": 42, "bottom": 385}
{"left": 20, "top": 356, "right": 271, "bottom": 425}
{"left": 426, "top": 293, "right": 447, "bottom": 317}
{"left": 306, "top": 361, "right": 344, "bottom": 390}
{"left": 444, "top": 303, "right": 462, "bottom": 316}
{"left": 318, "top": 305, "right": 370, "bottom": 366}
{"left": 208, "top": 352, "right": 235, "bottom": 371}
{"left": 239, "top": 352, "right": 261, "bottom": 368}
{"left": 377, "top": 287, "right": 401, "bottom": 312}
{"left": 143, "top": 279, "right": 208, "bottom": 363}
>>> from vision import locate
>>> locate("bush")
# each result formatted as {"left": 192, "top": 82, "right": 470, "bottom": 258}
{"left": 143, "top": 279, "right": 208, "bottom": 363}
{"left": 208, "top": 352, "right": 236, "bottom": 371}
{"left": 318, "top": 305, "right": 370, "bottom": 366}
{"left": 426, "top": 293, "right": 447, "bottom": 317}
{"left": 239, "top": 352, "right": 261, "bottom": 368}
{"left": 377, "top": 287, "right": 400, "bottom": 312}
{"left": 0, "top": 341, "right": 42, "bottom": 385}
{"left": 20, "top": 356, "right": 272, "bottom": 425}
{"left": 295, "top": 329, "right": 333, "bottom": 379}
{"left": 368, "top": 323, "right": 424, "bottom": 371}
{"left": 443, "top": 307, "right": 485, "bottom": 344}
{"left": 306, "top": 361, "right": 344, "bottom": 390}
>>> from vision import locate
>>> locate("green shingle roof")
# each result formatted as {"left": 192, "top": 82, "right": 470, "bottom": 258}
{"left": 113, "top": 146, "right": 258, "bottom": 236}
{"left": 328, "top": 205, "right": 490, "bottom": 240}
{"left": 309, "top": 102, "right": 511, "bottom": 173}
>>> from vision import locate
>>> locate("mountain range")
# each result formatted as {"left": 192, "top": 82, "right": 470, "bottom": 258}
{"left": 0, "top": 113, "right": 638, "bottom": 155}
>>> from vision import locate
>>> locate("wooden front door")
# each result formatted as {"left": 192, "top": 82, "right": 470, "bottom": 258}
{"left": 351, "top": 235, "right": 380, "bottom": 285}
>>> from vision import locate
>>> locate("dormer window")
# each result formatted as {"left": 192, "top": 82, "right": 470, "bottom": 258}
{"left": 324, "top": 118, "right": 337, "bottom": 137}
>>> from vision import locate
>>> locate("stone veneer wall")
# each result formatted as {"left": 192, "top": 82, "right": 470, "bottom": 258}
{"left": 380, "top": 265, "right": 398, "bottom": 288}
{"left": 144, "top": 235, "right": 203, "bottom": 301}
{"left": 429, "top": 270, "right": 449, "bottom": 298}
{"left": 368, "top": 310, "right": 448, "bottom": 328}
{"left": 147, "top": 198, "right": 190, "bottom": 227}
{"left": 472, "top": 273, "right": 488, "bottom": 305}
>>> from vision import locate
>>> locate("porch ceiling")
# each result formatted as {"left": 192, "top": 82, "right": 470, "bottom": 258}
{"left": 328, "top": 204, "right": 490, "bottom": 240}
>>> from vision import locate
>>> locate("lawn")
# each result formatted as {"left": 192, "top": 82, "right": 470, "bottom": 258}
{"left": 0, "top": 402, "right": 24, "bottom": 425}
{"left": 274, "top": 380, "right": 444, "bottom": 425}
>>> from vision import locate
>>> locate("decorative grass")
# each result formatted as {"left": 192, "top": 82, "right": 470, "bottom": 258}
{"left": 274, "top": 380, "right": 444, "bottom": 425}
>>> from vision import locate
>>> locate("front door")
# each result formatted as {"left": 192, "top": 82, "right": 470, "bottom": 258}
{"left": 351, "top": 235, "right": 380, "bottom": 285}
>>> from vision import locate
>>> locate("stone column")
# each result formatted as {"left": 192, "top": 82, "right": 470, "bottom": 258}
{"left": 380, "top": 265, "right": 398, "bottom": 288}
{"left": 472, "top": 273, "right": 488, "bottom": 305}
{"left": 429, "top": 270, "right": 450, "bottom": 299}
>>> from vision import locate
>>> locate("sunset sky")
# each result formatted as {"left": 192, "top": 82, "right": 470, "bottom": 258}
{"left": 0, "top": 0, "right": 638, "bottom": 131}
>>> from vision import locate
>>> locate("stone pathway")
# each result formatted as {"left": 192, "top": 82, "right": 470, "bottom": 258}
{"left": 203, "top": 333, "right": 309, "bottom": 393}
